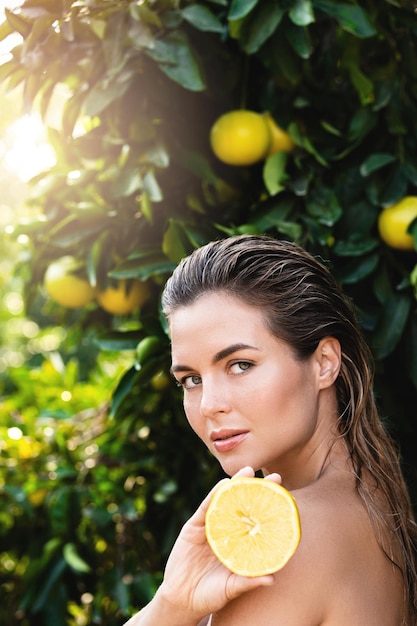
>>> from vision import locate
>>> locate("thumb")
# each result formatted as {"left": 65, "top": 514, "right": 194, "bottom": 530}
{"left": 226, "top": 573, "right": 275, "bottom": 601}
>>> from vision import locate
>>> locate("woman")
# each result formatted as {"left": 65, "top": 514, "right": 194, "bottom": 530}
{"left": 125, "top": 235, "right": 417, "bottom": 625}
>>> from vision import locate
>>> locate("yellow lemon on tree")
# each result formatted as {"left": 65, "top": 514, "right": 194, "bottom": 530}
{"left": 205, "top": 477, "right": 301, "bottom": 577}
{"left": 378, "top": 196, "right": 417, "bottom": 250}
{"left": 262, "top": 112, "right": 295, "bottom": 155}
{"left": 97, "top": 279, "right": 150, "bottom": 315}
{"left": 210, "top": 110, "right": 271, "bottom": 166}
{"left": 44, "top": 256, "right": 96, "bottom": 308}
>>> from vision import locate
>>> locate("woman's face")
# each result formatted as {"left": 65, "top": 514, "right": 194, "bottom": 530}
{"left": 169, "top": 292, "right": 339, "bottom": 485}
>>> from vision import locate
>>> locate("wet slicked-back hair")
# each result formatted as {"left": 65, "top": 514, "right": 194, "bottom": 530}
{"left": 162, "top": 235, "right": 417, "bottom": 623}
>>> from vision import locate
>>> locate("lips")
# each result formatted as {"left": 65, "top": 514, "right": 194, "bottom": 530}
{"left": 210, "top": 429, "right": 249, "bottom": 453}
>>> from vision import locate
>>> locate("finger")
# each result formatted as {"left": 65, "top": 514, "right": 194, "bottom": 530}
{"left": 231, "top": 466, "right": 255, "bottom": 479}
{"left": 263, "top": 472, "right": 282, "bottom": 484}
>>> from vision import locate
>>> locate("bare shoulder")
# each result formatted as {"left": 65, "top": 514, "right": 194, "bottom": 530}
{"left": 211, "top": 472, "right": 405, "bottom": 626}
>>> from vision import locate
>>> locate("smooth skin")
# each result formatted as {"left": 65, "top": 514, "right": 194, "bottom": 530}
{"left": 125, "top": 292, "right": 405, "bottom": 626}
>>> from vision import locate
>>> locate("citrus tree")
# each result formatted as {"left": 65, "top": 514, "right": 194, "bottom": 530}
{"left": 2, "top": 0, "right": 417, "bottom": 623}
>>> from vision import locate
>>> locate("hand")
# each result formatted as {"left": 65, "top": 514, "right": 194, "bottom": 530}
{"left": 157, "top": 466, "right": 282, "bottom": 620}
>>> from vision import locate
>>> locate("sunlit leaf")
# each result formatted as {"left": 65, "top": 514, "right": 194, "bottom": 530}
{"left": 112, "top": 167, "right": 142, "bottom": 198}
{"left": 181, "top": 4, "right": 225, "bottom": 33}
{"left": 263, "top": 151, "right": 288, "bottom": 196}
{"left": 63, "top": 542, "right": 91, "bottom": 573}
{"left": 83, "top": 68, "right": 134, "bottom": 117}
{"left": 4, "top": 7, "right": 32, "bottom": 38}
{"left": 285, "top": 22, "right": 312, "bottom": 59}
{"left": 228, "top": 0, "right": 258, "bottom": 20}
{"left": 162, "top": 220, "right": 190, "bottom": 264}
{"left": 143, "top": 169, "right": 163, "bottom": 202}
{"left": 360, "top": 153, "right": 396, "bottom": 177}
{"left": 289, "top": 0, "right": 315, "bottom": 26}
{"left": 147, "top": 32, "right": 205, "bottom": 91}
{"left": 347, "top": 62, "right": 374, "bottom": 105}
{"left": 240, "top": 3, "right": 284, "bottom": 54}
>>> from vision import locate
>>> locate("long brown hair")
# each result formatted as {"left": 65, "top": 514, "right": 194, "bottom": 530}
{"left": 162, "top": 234, "right": 417, "bottom": 622}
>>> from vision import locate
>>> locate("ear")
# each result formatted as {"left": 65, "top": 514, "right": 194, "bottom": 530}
{"left": 315, "top": 337, "right": 341, "bottom": 390}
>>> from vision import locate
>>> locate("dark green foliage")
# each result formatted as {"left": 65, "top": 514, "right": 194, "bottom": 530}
{"left": 2, "top": 0, "right": 417, "bottom": 623}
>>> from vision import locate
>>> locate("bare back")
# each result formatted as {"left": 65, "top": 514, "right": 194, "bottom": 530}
{"left": 210, "top": 462, "right": 405, "bottom": 625}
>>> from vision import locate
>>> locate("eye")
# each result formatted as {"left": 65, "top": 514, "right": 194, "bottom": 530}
{"left": 178, "top": 374, "right": 202, "bottom": 389}
{"left": 230, "top": 361, "right": 253, "bottom": 374}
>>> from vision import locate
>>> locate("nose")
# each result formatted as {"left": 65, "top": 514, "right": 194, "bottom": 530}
{"left": 199, "top": 378, "right": 231, "bottom": 420}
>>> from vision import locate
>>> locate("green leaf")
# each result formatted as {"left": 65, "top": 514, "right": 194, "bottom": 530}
{"left": 380, "top": 166, "right": 408, "bottom": 207}
{"left": 4, "top": 7, "right": 32, "bottom": 37}
{"left": 141, "top": 191, "right": 153, "bottom": 224}
{"left": 285, "top": 23, "right": 312, "bottom": 59}
{"left": 109, "top": 257, "right": 175, "bottom": 280}
{"left": 62, "top": 91, "right": 85, "bottom": 138}
{"left": 360, "top": 153, "right": 396, "bottom": 177}
{"left": 346, "top": 62, "right": 374, "bottom": 105}
{"left": 181, "top": 5, "right": 225, "bottom": 33}
{"left": 83, "top": 68, "right": 134, "bottom": 117}
{"left": 228, "top": 0, "right": 258, "bottom": 20}
{"left": 115, "top": 569, "right": 130, "bottom": 613}
{"left": 30, "top": 558, "right": 67, "bottom": 613}
{"left": 306, "top": 187, "right": 342, "bottom": 226}
{"left": 289, "top": 0, "right": 315, "bottom": 26}
{"left": 347, "top": 108, "right": 377, "bottom": 142}
{"left": 22, "top": 13, "right": 55, "bottom": 52}
{"left": 95, "top": 330, "right": 143, "bottom": 352}
{"left": 275, "top": 219, "right": 303, "bottom": 240}
{"left": 162, "top": 220, "right": 190, "bottom": 264}
{"left": 403, "top": 162, "right": 417, "bottom": 186}
{"left": 44, "top": 215, "right": 103, "bottom": 248}
{"left": 336, "top": 253, "right": 379, "bottom": 285}
{"left": 143, "top": 170, "right": 164, "bottom": 202}
{"left": 176, "top": 149, "right": 218, "bottom": 184}
{"left": 110, "top": 365, "right": 137, "bottom": 418}
{"left": 147, "top": 32, "right": 205, "bottom": 92}
{"left": 63, "top": 542, "right": 91, "bottom": 573}
{"left": 112, "top": 168, "right": 142, "bottom": 198}
{"left": 240, "top": 4, "right": 285, "bottom": 54}
{"left": 0, "top": 59, "right": 18, "bottom": 84}
{"left": 313, "top": 1, "right": 377, "bottom": 38}
{"left": 87, "top": 231, "right": 111, "bottom": 288}
{"left": 289, "top": 122, "right": 328, "bottom": 166}
{"left": 263, "top": 151, "right": 288, "bottom": 196}
{"left": 0, "top": 16, "right": 13, "bottom": 41}
{"left": 332, "top": 236, "right": 378, "bottom": 256}
{"left": 372, "top": 293, "right": 411, "bottom": 360}
{"left": 130, "top": 4, "right": 162, "bottom": 29}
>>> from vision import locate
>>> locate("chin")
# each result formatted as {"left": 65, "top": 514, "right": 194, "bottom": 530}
{"left": 219, "top": 459, "right": 262, "bottom": 478}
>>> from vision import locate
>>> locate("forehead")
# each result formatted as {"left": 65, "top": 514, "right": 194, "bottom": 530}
{"left": 169, "top": 292, "right": 271, "bottom": 352}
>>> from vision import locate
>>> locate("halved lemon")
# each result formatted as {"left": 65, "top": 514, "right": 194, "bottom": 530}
{"left": 205, "top": 477, "right": 301, "bottom": 577}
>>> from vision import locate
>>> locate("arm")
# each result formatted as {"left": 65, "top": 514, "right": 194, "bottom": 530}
{"left": 123, "top": 467, "right": 278, "bottom": 626}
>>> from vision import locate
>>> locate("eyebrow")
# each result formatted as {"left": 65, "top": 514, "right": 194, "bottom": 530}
{"left": 170, "top": 343, "right": 259, "bottom": 374}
